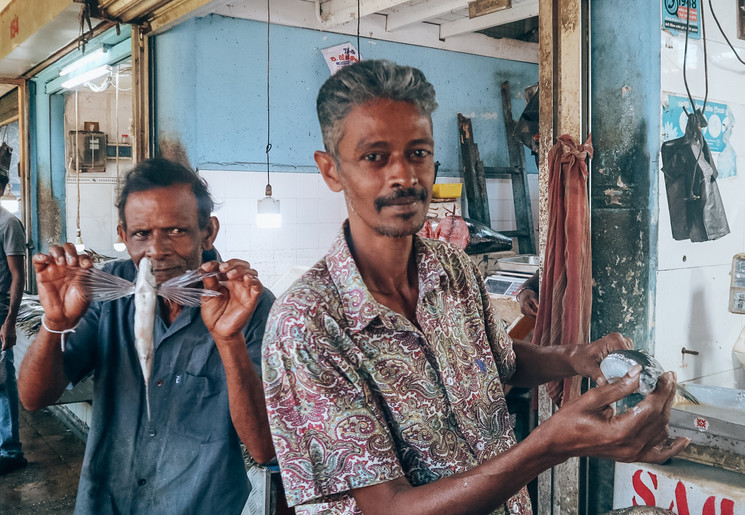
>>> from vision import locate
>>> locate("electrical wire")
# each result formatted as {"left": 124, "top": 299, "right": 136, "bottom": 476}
{"left": 265, "top": 0, "right": 272, "bottom": 191}
{"left": 357, "top": 0, "right": 361, "bottom": 52}
{"left": 682, "top": 0, "right": 708, "bottom": 115}
{"left": 681, "top": 0, "right": 708, "bottom": 201}
{"left": 708, "top": 0, "right": 745, "bottom": 66}
{"left": 74, "top": 89, "right": 81, "bottom": 237}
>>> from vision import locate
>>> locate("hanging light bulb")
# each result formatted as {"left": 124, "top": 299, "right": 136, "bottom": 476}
{"left": 257, "top": 183, "right": 281, "bottom": 228}
{"left": 112, "top": 65, "right": 126, "bottom": 253}
{"left": 73, "top": 88, "right": 86, "bottom": 254}
{"left": 0, "top": 184, "right": 19, "bottom": 214}
{"left": 74, "top": 227, "right": 85, "bottom": 253}
{"left": 256, "top": 0, "right": 281, "bottom": 229}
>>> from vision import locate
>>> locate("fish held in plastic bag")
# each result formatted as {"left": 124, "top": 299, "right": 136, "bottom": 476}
{"left": 600, "top": 349, "right": 700, "bottom": 404}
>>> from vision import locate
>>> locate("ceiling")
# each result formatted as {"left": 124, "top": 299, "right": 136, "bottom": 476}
{"left": 0, "top": 0, "right": 538, "bottom": 82}
{"left": 210, "top": 0, "right": 539, "bottom": 61}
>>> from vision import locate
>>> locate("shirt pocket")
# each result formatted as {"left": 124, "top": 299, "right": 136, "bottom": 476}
{"left": 172, "top": 370, "right": 230, "bottom": 443}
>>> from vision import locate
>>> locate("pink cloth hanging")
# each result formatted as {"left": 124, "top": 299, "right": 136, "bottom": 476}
{"left": 531, "top": 134, "right": 593, "bottom": 406}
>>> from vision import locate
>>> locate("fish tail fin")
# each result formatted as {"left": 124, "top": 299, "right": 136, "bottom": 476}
{"left": 675, "top": 384, "right": 701, "bottom": 405}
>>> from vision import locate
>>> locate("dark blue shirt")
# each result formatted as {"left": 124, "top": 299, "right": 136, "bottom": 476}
{"left": 63, "top": 259, "right": 275, "bottom": 514}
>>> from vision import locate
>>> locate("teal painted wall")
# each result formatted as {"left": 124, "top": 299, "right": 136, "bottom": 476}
{"left": 153, "top": 15, "right": 539, "bottom": 177}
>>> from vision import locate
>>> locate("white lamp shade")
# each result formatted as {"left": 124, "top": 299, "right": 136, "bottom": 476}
{"left": 257, "top": 196, "right": 281, "bottom": 229}
{"left": 74, "top": 233, "right": 85, "bottom": 253}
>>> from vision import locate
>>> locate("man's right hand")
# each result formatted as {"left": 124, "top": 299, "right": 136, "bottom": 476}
{"left": 516, "top": 288, "right": 539, "bottom": 318}
{"left": 535, "top": 364, "right": 689, "bottom": 464}
{"left": 33, "top": 243, "right": 93, "bottom": 331}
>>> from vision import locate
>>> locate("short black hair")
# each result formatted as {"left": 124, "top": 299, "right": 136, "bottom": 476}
{"left": 116, "top": 158, "right": 214, "bottom": 230}
{"left": 0, "top": 172, "right": 8, "bottom": 194}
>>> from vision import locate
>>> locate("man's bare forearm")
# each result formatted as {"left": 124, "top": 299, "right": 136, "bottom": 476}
{"left": 18, "top": 329, "right": 70, "bottom": 410}
{"left": 214, "top": 334, "right": 275, "bottom": 464}
{"left": 353, "top": 428, "right": 560, "bottom": 515}
{"left": 507, "top": 340, "right": 579, "bottom": 387}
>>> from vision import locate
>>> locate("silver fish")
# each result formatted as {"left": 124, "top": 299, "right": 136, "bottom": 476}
{"left": 134, "top": 257, "right": 157, "bottom": 420}
{"left": 80, "top": 259, "right": 221, "bottom": 418}
{"left": 600, "top": 349, "right": 700, "bottom": 404}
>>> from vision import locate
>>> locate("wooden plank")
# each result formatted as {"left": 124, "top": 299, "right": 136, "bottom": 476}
{"left": 457, "top": 113, "right": 490, "bottom": 227}
{"left": 536, "top": 0, "right": 588, "bottom": 513}
{"left": 500, "top": 80, "right": 536, "bottom": 255}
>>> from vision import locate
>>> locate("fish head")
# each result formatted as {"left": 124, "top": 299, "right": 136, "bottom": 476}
{"left": 600, "top": 349, "right": 665, "bottom": 396}
{"left": 135, "top": 257, "right": 157, "bottom": 292}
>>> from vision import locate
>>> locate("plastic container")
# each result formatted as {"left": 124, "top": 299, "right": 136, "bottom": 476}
{"left": 432, "top": 183, "right": 463, "bottom": 199}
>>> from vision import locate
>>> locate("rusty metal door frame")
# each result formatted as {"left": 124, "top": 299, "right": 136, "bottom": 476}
{"left": 537, "top": 0, "right": 591, "bottom": 513}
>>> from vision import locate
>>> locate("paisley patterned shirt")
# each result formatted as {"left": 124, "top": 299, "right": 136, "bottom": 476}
{"left": 263, "top": 225, "right": 532, "bottom": 514}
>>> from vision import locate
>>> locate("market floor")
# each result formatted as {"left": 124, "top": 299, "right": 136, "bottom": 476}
{"left": 0, "top": 406, "right": 84, "bottom": 514}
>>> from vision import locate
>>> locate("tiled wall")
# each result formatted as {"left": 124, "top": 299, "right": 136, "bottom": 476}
{"left": 201, "top": 170, "right": 539, "bottom": 291}
{"left": 64, "top": 166, "right": 539, "bottom": 289}
{"left": 64, "top": 85, "right": 132, "bottom": 259}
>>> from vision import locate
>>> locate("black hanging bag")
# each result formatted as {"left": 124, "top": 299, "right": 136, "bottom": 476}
{"left": 660, "top": 109, "right": 730, "bottom": 242}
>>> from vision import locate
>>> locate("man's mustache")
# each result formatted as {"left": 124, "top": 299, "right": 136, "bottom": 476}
{"left": 374, "top": 187, "right": 428, "bottom": 212}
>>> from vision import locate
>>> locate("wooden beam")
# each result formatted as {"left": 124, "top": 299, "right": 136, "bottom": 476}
{"left": 385, "top": 0, "right": 468, "bottom": 32}
{"left": 439, "top": 0, "right": 537, "bottom": 39}
{"left": 319, "top": 0, "right": 409, "bottom": 27}
{"left": 536, "top": 0, "right": 589, "bottom": 513}
{"left": 457, "top": 113, "right": 491, "bottom": 227}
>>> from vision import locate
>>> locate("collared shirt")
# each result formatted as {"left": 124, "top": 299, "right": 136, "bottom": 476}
{"left": 263, "top": 225, "right": 532, "bottom": 515}
{"left": 63, "top": 259, "right": 275, "bottom": 515}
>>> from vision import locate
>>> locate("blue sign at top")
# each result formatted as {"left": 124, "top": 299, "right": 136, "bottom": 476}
{"left": 662, "top": 0, "right": 700, "bottom": 39}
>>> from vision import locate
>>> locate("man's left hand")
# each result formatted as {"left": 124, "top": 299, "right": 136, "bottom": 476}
{"left": 571, "top": 332, "right": 633, "bottom": 385}
{"left": 0, "top": 321, "right": 16, "bottom": 351}
{"left": 200, "top": 259, "right": 263, "bottom": 341}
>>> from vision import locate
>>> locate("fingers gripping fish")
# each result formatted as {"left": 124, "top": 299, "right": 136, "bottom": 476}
{"left": 80, "top": 258, "right": 221, "bottom": 419}
{"left": 600, "top": 349, "right": 700, "bottom": 405}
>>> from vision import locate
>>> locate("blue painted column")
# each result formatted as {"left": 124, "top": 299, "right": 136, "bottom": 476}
{"left": 29, "top": 79, "right": 66, "bottom": 257}
{"left": 588, "top": 1, "right": 661, "bottom": 511}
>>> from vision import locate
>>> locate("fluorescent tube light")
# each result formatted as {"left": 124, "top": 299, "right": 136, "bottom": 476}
{"left": 59, "top": 48, "right": 106, "bottom": 76}
{"left": 61, "top": 65, "right": 111, "bottom": 90}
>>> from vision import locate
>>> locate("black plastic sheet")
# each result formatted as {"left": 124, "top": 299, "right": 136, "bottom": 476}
{"left": 661, "top": 110, "right": 730, "bottom": 242}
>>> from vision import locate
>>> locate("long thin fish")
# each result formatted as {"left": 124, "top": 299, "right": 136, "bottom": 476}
{"left": 134, "top": 257, "right": 157, "bottom": 420}
{"left": 80, "top": 259, "right": 221, "bottom": 419}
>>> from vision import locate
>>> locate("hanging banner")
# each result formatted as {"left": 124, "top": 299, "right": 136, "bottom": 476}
{"left": 662, "top": 0, "right": 700, "bottom": 39}
{"left": 321, "top": 42, "right": 361, "bottom": 75}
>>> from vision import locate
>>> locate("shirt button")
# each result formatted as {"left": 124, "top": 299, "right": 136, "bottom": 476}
{"left": 156, "top": 379, "right": 163, "bottom": 386}
{"left": 138, "top": 479, "right": 146, "bottom": 486}
{"left": 149, "top": 429, "right": 156, "bottom": 437}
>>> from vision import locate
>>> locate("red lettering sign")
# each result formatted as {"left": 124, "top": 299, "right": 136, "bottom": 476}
{"left": 630, "top": 472, "right": 736, "bottom": 515}
{"left": 632, "top": 469, "right": 658, "bottom": 506}
{"left": 10, "top": 15, "right": 18, "bottom": 39}
{"left": 670, "top": 481, "right": 691, "bottom": 515}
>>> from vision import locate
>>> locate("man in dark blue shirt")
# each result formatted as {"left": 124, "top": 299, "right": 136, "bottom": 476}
{"left": 18, "top": 158, "right": 275, "bottom": 513}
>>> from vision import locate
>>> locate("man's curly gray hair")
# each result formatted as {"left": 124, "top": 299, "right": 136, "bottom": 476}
{"left": 316, "top": 59, "right": 438, "bottom": 159}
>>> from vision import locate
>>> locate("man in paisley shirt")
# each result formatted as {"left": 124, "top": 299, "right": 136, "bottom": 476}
{"left": 262, "top": 59, "right": 688, "bottom": 515}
